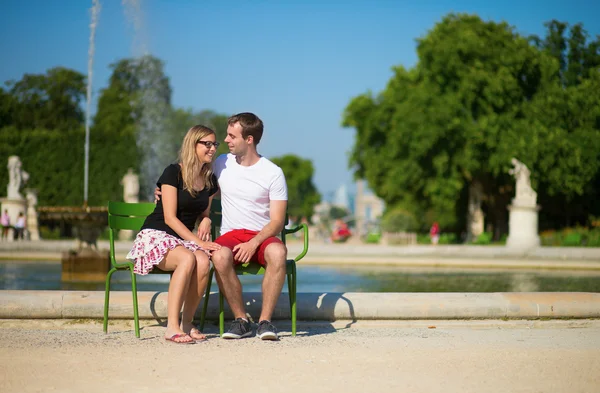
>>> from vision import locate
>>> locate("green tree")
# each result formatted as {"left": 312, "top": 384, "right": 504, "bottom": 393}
{"left": 0, "top": 87, "right": 14, "bottom": 128}
{"left": 0, "top": 127, "right": 84, "bottom": 206}
{"left": 531, "top": 20, "right": 600, "bottom": 87}
{"left": 343, "top": 14, "right": 600, "bottom": 235}
{"left": 2, "top": 67, "right": 85, "bottom": 130}
{"left": 92, "top": 55, "right": 172, "bottom": 201}
{"left": 167, "top": 108, "right": 230, "bottom": 159}
{"left": 527, "top": 21, "right": 600, "bottom": 226}
{"left": 270, "top": 154, "right": 321, "bottom": 221}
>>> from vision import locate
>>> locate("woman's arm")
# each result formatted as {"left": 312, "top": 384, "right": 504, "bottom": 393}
{"left": 161, "top": 184, "right": 220, "bottom": 251}
{"left": 196, "top": 194, "right": 215, "bottom": 241}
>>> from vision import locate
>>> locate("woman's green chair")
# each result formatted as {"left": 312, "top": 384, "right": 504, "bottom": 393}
{"left": 103, "top": 201, "right": 161, "bottom": 338}
{"left": 199, "top": 199, "right": 309, "bottom": 336}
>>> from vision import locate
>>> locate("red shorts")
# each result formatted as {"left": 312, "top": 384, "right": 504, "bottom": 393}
{"left": 214, "top": 229, "right": 283, "bottom": 266}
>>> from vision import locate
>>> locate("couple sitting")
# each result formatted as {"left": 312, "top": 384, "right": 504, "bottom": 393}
{"left": 127, "top": 112, "right": 288, "bottom": 344}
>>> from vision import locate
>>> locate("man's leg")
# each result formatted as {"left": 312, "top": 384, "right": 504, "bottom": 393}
{"left": 211, "top": 246, "right": 251, "bottom": 338}
{"left": 211, "top": 247, "right": 246, "bottom": 318}
{"left": 257, "top": 242, "right": 287, "bottom": 340}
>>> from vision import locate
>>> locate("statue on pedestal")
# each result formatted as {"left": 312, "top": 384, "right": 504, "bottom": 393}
{"left": 7, "top": 156, "right": 29, "bottom": 200}
{"left": 119, "top": 169, "right": 140, "bottom": 241}
{"left": 509, "top": 158, "right": 537, "bottom": 207}
{"left": 467, "top": 182, "right": 485, "bottom": 241}
{"left": 25, "top": 189, "right": 40, "bottom": 241}
{"left": 506, "top": 157, "right": 540, "bottom": 248}
{"left": 121, "top": 168, "right": 140, "bottom": 203}
{"left": 1, "top": 156, "right": 29, "bottom": 242}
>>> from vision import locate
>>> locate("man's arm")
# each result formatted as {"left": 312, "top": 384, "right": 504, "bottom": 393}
{"left": 251, "top": 199, "right": 287, "bottom": 245}
{"left": 232, "top": 199, "right": 287, "bottom": 263}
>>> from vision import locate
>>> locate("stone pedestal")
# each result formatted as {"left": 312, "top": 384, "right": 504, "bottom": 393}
{"left": 0, "top": 198, "right": 27, "bottom": 241}
{"left": 61, "top": 249, "right": 111, "bottom": 282}
{"left": 506, "top": 204, "right": 540, "bottom": 249}
{"left": 119, "top": 230, "right": 134, "bottom": 241}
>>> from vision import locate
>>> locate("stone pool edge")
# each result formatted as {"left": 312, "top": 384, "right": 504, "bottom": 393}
{"left": 1, "top": 290, "right": 599, "bottom": 320}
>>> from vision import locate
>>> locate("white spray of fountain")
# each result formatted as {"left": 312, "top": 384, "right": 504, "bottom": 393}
{"left": 121, "top": 0, "right": 172, "bottom": 201}
{"left": 84, "top": 0, "right": 101, "bottom": 207}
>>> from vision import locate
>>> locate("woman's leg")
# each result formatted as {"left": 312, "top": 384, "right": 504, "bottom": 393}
{"left": 181, "top": 251, "right": 211, "bottom": 338}
{"left": 157, "top": 246, "right": 196, "bottom": 342}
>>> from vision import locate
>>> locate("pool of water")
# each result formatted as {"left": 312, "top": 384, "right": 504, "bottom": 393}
{"left": 1, "top": 261, "right": 599, "bottom": 292}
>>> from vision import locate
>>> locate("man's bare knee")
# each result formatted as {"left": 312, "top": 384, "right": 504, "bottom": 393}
{"left": 264, "top": 243, "right": 287, "bottom": 268}
{"left": 211, "top": 247, "right": 234, "bottom": 271}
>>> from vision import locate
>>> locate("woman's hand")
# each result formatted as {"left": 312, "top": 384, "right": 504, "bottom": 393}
{"left": 201, "top": 241, "right": 221, "bottom": 252}
{"left": 197, "top": 217, "right": 211, "bottom": 241}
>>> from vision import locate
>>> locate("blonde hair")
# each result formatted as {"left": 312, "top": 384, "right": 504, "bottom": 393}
{"left": 178, "top": 125, "right": 216, "bottom": 197}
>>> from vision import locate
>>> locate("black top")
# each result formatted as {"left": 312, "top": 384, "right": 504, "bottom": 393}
{"left": 142, "top": 164, "right": 218, "bottom": 239}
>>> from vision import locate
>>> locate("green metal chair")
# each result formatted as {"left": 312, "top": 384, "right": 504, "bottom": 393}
{"left": 199, "top": 199, "right": 309, "bottom": 337}
{"left": 103, "top": 201, "right": 167, "bottom": 338}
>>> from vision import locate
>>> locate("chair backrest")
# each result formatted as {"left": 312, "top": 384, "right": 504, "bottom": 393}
{"left": 209, "top": 199, "right": 222, "bottom": 241}
{"left": 108, "top": 201, "right": 155, "bottom": 266}
{"left": 209, "top": 198, "right": 290, "bottom": 243}
{"left": 108, "top": 201, "right": 156, "bottom": 231}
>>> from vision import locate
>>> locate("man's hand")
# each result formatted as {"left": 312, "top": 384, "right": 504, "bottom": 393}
{"left": 233, "top": 240, "right": 259, "bottom": 263}
{"left": 153, "top": 187, "right": 161, "bottom": 203}
{"left": 197, "top": 217, "right": 211, "bottom": 241}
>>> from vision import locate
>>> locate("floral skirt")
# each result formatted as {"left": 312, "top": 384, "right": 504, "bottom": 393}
{"left": 126, "top": 229, "right": 208, "bottom": 275}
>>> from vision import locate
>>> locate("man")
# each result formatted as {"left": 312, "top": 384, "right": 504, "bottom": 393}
{"left": 157, "top": 112, "right": 288, "bottom": 340}
{"left": 211, "top": 112, "right": 288, "bottom": 340}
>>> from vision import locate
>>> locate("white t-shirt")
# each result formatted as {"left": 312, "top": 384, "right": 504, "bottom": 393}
{"left": 214, "top": 153, "right": 287, "bottom": 234}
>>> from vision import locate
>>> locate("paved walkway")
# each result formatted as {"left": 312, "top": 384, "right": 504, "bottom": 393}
{"left": 1, "top": 319, "right": 598, "bottom": 393}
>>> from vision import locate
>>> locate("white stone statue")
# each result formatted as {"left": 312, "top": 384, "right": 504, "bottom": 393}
{"left": 7, "top": 156, "right": 29, "bottom": 200}
{"left": 509, "top": 158, "right": 537, "bottom": 207}
{"left": 119, "top": 169, "right": 140, "bottom": 241}
{"left": 467, "top": 182, "right": 485, "bottom": 239}
{"left": 25, "top": 189, "right": 40, "bottom": 241}
{"left": 121, "top": 168, "right": 140, "bottom": 203}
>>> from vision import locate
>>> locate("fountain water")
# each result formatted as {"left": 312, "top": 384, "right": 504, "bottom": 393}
{"left": 122, "top": 0, "right": 172, "bottom": 200}
{"left": 37, "top": 0, "right": 108, "bottom": 282}
{"left": 37, "top": 0, "right": 170, "bottom": 281}
{"left": 84, "top": 0, "right": 101, "bottom": 206}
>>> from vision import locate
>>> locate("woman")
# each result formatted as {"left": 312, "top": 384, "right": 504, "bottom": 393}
{"left": 1, "top": 210, "right": 10, "bottom": 240}
{"left": 127, "top": 125, "right": 222, "bottom": 344}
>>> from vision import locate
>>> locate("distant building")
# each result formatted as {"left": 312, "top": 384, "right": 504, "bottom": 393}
{"left": 354, "top": 180, "right": 385, "bottom": 237}
{"left": 332, "top": 185, "right": 351, "bottom": 212}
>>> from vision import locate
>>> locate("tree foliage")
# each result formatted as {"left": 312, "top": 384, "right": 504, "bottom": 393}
{"left": 1, "top": 55, "right": 233, "bottom": 207}
{"left": 270, "top": 154, "right": 321, "bottom": 221}
{"left": 343, "top": 14, "right": 600, "bottom": 234}
{"left": 1, "top": 67, "right": 85, "bottom": 130}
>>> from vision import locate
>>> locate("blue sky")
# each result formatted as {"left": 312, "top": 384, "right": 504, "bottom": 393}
{"left": 1, "top": 0, "right": 598, "bottom": 200}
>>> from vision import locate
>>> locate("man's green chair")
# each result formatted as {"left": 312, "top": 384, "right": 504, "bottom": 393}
{"left": 199, "top": 199, "right": 309, "bottom": 336}
{"left": 103, "top": 201, "right": 170, "bottom": 338}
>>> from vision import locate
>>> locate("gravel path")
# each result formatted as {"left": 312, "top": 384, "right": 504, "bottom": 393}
{"left": 1, "top": 319, "right": 599, "bottom": 393}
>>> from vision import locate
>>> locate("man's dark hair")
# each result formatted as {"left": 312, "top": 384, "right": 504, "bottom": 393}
{"left": 228, "top": 112, "right": 264, "bottom": 145}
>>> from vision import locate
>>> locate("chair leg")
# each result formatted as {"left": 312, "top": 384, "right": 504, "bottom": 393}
{"left": 103, "top": 267, "right": 117, "bottom": 334}
{"left": 130, "top": 269, "right": 140, "bottom": 338}
{"left": 287, "top": 273, "right": 293, "bottom": 311}
{"left": 219, "top": 291, "right": 225, "bottom": 337}
{"left": 200, "top": 267, "right": 214, "bottom": 331}
{"left": 291, "top": 263, "right": 297, "bottom": 336}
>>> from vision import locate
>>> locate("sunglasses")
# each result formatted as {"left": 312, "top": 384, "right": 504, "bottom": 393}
{"left": 197, "top": 141, "right": 220, "bottom": 149}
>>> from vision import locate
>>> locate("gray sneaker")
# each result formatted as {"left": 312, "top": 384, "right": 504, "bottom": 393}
{"left": 257, "top": 320, "right": 278, "bottom": 340}
{"left": 222, "top": 318, "right": 253, "bottom": 339}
